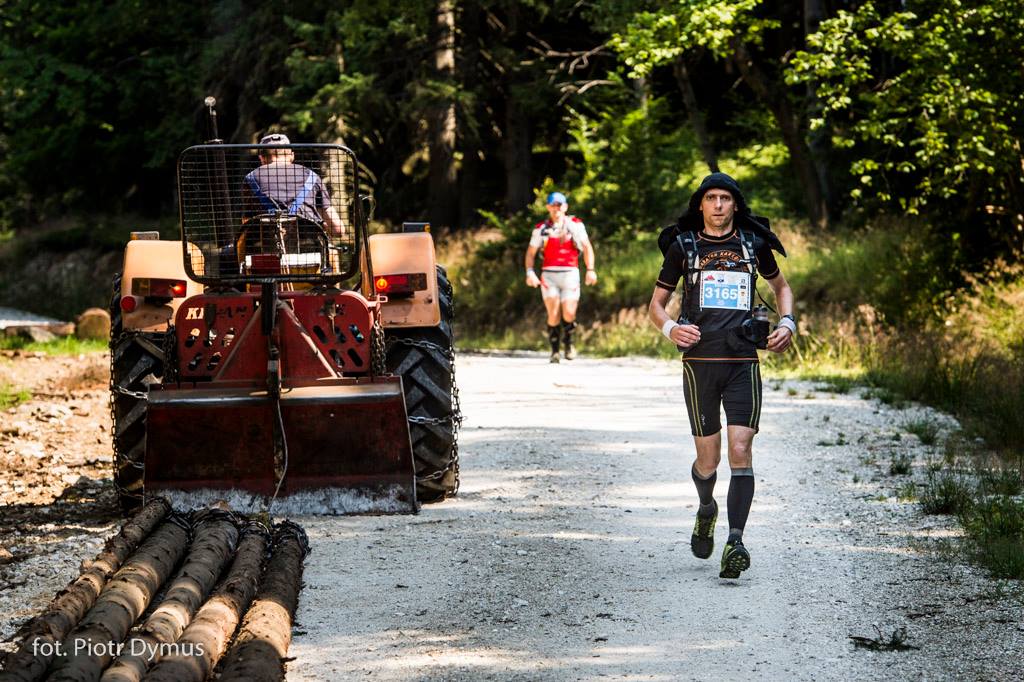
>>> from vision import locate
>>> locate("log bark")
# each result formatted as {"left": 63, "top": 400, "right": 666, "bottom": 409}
{"left": 0, "top": 499, "right": 170, "bottom": 682}
{"left": 46, "top": 518, "right": 190, "bottom": 682}
{"left": 99, "top": 511, "right": 240, "bottom": 682}
{"left": 217, "top": 522, "right": 310, "bottom": 682}
{"left": 142, "top": 523, "right": 269, "bottom": 682}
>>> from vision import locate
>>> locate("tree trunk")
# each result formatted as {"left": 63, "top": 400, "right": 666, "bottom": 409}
{"left": 732, "top": 40, "right": 830, "bottom": 229}
{"left": 673, "top": 55, "right": 719, "bottom": 173}
{"left": 501, "top": 3, "right": 533, "bottom": 214}
{"left": 428, "top": 0, "right": 458, "bottom": 233}
{"left": 503, "top": 91, "right": 533, "bottom": 213}
{"left": 803, "top": 0, "right": 834, "bottom": 213}
{"left": 457, "top": 0, "right": 481, "bottom": 229}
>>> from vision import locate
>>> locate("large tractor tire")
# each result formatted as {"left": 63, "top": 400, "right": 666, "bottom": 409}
{"left": 109, "top": 276, "right": 166, "bottom": 514}
{"left": 385, "top": 266, "right": 460, "bottom": 503}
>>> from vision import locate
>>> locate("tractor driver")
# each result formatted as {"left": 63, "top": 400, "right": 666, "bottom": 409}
{"left": 241, "top": 133, "right": 346, "bottom": 236}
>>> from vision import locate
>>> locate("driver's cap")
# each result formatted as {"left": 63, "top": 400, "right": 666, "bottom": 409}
{"left": 260, "top": 133, "right": 291, "bottom": 145}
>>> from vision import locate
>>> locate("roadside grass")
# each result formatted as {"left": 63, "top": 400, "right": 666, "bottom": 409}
{"left": 0, "top": 336, "right": 107, "bottom": 355}
{"left": 902, "top": 417, "right": 941, "bottom": 446}
{"left": 0, "top": 382, "right": 31, "bottom": 409}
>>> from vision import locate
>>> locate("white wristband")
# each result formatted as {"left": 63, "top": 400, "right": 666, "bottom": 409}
{"left": 661, "top": 319, "right": 679, "bottom": 341}
{"left": 776, "top": 317, "right": 797, "bottom": 335}
{"left": 526, "top": 268, "right": 536, "bottom": 276}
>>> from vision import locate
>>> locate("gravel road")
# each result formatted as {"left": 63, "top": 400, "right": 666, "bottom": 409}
{"left": 2, "top": 352, "right": 1021, "bottom": 680}
{"left": 287, "top": 354, "right": 1022, "bottom": 681}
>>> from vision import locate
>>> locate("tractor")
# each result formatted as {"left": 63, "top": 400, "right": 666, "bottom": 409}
{"left": 108, "top": 100, "right": 459, "bottom": 515}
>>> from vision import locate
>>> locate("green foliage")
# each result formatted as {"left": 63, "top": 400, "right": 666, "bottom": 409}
{"left": 889, "top": 452, "right": 913, "bottom": 476}
{"left": 610, "top": 0, "right": 777, "bottom": 74}
{"left": 0, "top": 383, "right": 31, "bottom": 409}
{"left": 779, "top": 220, "right": 959, "bottom": 325}
{"left": 564, "top": 97, "right": 705, "bottom": 233}
{"left": 920, "top": 470, "right": 973, "bottom": 515}
{"left": 789, "top": 0, "right": 1024, "bottom": 231}
{"left": 903, "top": 418, "right": 941, "bottom": 446}
{"left": 0, "top": 336, "right": 108, "bottom": 355}
{"left": 962, "top": 496, "right": 1024, "bottom": 579}
{"left": 0, "top": 0, "right": 206, "bottom": 228}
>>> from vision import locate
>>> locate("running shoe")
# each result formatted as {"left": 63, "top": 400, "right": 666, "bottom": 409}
{"left": 690, "top": 499, "right": 717, "bottom": 559}
{"left": 564, "top": 342, "right": 577, "bottom": 361}
{"left": 549, "top": 351, "right": 560, "bottom": 363}
{"left": 719, "top": 539, "right": 750, "bottom": 579}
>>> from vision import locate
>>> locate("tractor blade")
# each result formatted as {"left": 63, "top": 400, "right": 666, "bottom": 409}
{"left": 144, "top": 377, "right": 417, "bottom": 514}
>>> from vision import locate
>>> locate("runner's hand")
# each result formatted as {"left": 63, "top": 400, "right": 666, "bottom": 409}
{"left": 585, "top": 269, "right": 597, "bottom": 286}
{"left": 671, "top": 324, "right": 701, "bottom": 348}
{"left": 526, "top": 271, "right": 541, "bottom": 288}
{"left": 766, "top": 326, "right": 793, "bottom": 353}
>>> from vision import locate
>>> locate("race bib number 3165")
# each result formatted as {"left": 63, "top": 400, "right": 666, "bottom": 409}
{"left": 699, "top": 270, "right": 751, "bottom": 311}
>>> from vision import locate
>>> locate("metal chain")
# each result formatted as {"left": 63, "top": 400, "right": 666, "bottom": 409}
{"left": 109, "top": 329, "right": 172, "bottom": 505}
{"left": 382, "top": 320, "right": 463, "bottom": 494}
{"left": 109, "top": 330, "right": 144, "bottom": 504}
{"left": 371, "top": 317, "right": 388, "bottom": 376}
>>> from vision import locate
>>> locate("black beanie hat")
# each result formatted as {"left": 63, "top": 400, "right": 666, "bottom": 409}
{"left": 687, "top": 172, "right": 748, "bottom": 216}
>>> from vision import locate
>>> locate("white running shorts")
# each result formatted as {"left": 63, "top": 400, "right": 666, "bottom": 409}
{"left": 540, "top": 269, "right": 581, "bottom": 301}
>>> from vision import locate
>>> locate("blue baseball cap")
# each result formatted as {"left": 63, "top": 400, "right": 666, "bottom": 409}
{"left": 546, "top": 191, "right": 567, "bottom": 205}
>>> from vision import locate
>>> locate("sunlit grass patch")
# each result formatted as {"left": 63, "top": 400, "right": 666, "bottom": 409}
{"left": 0, "top": 382, "right": 31, "bottom": 409}
{"left": 0, "top": 336, "right": 107, "bottom": 355}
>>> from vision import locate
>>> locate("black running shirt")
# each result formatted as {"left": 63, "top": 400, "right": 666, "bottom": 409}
{"left": 655, "top": 228, "right": 779, "bottom": 361}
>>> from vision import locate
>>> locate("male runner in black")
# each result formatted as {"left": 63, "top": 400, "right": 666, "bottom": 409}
{"left": 648, "top": 173, "right": 796, "bottom": 579}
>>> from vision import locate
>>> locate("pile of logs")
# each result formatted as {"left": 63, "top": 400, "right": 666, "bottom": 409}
{"left": 0, "top": 500, "right": 309, "bottom": 682}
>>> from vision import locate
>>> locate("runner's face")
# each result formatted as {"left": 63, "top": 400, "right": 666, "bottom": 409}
{"left": 546, "top": 202, "right": 567, "bottom": 222}
{"left": 701, "top": 190, "right": 735, "bottom": 229}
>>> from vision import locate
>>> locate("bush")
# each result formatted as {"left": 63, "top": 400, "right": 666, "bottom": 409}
{"left": 920, "top": 470, "right": 973, "bottom": 516}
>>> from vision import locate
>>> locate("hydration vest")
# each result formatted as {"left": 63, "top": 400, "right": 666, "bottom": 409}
{"left": 675, "top": 229, "right": 758, "bottom": 317}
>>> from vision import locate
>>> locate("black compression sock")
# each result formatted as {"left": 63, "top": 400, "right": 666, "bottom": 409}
{"left": 727, "top": 468, "right": 755, "bottom": 540}
{"left": 691, "top": 462, "right": 717, "bottom": 514}
{"left": 561, "top": 320, "right": 577, "bottom": 345}
{"left": 547, "top": 325, "right": 560, "bottom": 353}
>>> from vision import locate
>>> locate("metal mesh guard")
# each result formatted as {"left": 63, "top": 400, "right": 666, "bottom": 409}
{"left": 177, "top": 144, "right": 360, "bottom": 285}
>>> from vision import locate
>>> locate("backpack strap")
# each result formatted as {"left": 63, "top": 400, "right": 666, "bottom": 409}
{"left": 738, "top": 229, "right": 756, "bottom": 275}
{"left": 677, "top": 231, "right": 700, "bottom": 288}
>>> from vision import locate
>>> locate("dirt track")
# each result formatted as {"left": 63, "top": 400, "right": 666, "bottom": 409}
{"left": 288, "top": 354, "right": 1022, "bottom": 681}
{"left": 2, "top": 351, "right": 1022, "bottom": 680}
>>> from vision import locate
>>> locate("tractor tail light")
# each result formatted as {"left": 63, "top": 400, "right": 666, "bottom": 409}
{"left": 131, "top": 278, "right": 188, "bottom": 298}
{"left": 120, "top": 295, "right": 140, "bottom": 312}
{"left": 374, "top": 273, "right": 427, "bottom": 297}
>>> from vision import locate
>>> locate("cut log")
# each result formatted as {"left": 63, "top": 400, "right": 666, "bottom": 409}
{"left": 100, "top": 510, "right": 240, "bottom": 682}
{"left": 217, "top": 522, "right": 310, "bottom": 682}
{"left": 143, "top": 522, "right": 269, "bottom": 682}
{"left": 46, "top": 517, "right": 191, "bottom": 681}
{"left": 0, "top": 499, "right": 170, "bottom": 682}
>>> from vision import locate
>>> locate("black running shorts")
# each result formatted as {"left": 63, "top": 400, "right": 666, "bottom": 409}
{"left": 680, "top": 361, "right": 762, "bottom": 437}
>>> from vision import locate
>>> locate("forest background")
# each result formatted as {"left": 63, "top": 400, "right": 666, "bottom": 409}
{"left": 1, "top": 1, "right": 1022, "bottom": 575}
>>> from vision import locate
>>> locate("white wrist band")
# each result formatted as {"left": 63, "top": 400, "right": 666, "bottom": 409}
{"left": 526, "top": 268, "right": 536, "bottom": 276}
{"left": 661, "top": 319, "right": 679, "bottom": 340}
{"left": 776, "top": 317, "right": 797, "bottom": 334}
